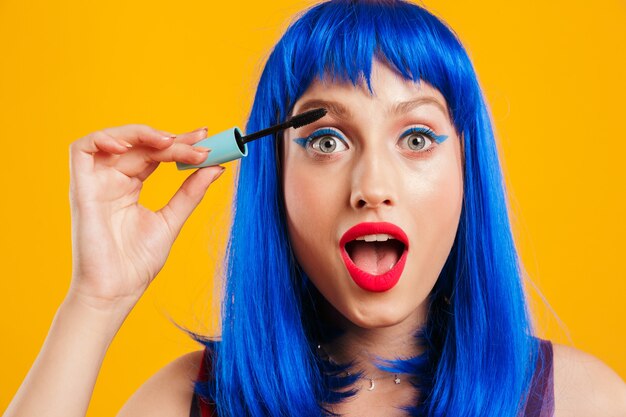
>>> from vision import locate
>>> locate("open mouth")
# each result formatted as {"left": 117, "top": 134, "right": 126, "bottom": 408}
{"left": 339, "top": 222, "right": 410, "bottom": 292}
{"left": 344, "top": 239, "right": 405, "bottom": 275}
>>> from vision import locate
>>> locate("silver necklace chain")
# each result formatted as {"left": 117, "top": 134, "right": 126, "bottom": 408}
{"left": 316, "top": 344, "right": 401, "bottom": 391}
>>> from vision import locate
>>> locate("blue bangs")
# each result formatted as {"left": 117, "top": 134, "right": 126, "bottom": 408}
{"left": 267, "top": 0, "right": 477, "bottom": 134}
{"left": 189, "top": 1, "right": 541, "bottom": 416}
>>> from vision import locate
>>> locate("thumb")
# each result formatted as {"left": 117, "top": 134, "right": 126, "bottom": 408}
{"left": 158, "top": 166, "right": 225, "bottom": 238}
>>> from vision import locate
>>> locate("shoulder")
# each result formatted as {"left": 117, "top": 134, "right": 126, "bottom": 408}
{"left": 551, "top": 343, "right": 626, "bottom": 417}
{"left": 116, "top": 349, "right": 205, "bottom": 417}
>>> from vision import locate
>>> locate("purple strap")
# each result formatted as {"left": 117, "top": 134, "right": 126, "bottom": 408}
{"left": 522, "top": 339, "right": 555, "bottom": 417}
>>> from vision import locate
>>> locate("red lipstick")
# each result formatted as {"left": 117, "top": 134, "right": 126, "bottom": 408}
{"left": 339, "top": 222, "right": 409, "bottom": 292}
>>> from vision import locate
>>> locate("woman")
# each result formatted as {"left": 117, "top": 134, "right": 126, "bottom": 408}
{"left": 5, "top": 1, "right": 625, "bottom": 416}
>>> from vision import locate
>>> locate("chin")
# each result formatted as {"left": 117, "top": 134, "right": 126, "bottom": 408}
{"left": 342, "top": 302, "right": 418, "bottom": 330}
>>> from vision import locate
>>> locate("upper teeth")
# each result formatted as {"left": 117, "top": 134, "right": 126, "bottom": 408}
{"left": 355, "top": 234, "right": 396, "bottom": 242}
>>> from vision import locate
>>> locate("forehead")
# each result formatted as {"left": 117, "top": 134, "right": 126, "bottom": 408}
{"left": 291, "top": 60, "right": 450, "bottom": 121}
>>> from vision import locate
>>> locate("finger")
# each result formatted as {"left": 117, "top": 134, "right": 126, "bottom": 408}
{"left": 157, "top": 166, "right": 226, "bottom": 238}
{"left": 173, "top": 126, "right": 209, "bottom": 145}
{"left": 136, "top": 161, "right": 159, "bottom": 182}
{"left": 70, "top": 130, "right": 132, "bottom": 173}
{"left": 94, "top": 142, "right": 211, "bottom": 179}
{"left": 156, "top": 128, "right": 177, "bottom": 137}
{"left": 102, "top": 124, "right": 177, "bottom": 150}
{"left": 73, "top": 130, "right": 133, "bottom": 154}
{"left": 143, "top": 142, "right": 212, "bottom": 165}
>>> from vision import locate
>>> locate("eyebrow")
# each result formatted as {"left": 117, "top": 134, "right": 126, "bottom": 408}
{"left": 293, "top": 96, "right": 449, "bottom": 120}
{"left": 294, "top": 99, "right": 353, "bottom": 120}
{"left": 392, "top": 97, "right": 449, "bottom": 118}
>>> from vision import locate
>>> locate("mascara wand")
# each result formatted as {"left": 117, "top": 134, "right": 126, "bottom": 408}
{"left": 176, "top": 108, "right": 327, "bottom": 170}
{"left": 240, "top": 108, "right": 327, "bottom": 145}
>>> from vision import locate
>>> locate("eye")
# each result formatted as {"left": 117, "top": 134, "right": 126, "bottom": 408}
{"left": 312, "top": 135, "right": 345, "bottom": 153}
{"left": 304, "top": 128, "right": 349, "bottom": 155}
{"left": 404, "top": 132, "right": 432, "bottom": 151}
{"left": 398, "top": 126, "right": 445, "bottom": 153}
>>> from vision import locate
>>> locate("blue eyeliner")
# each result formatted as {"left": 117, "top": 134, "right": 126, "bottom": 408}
{"left": 402, "top": 126, "right": 448, "bottom": 143}
{"left": 294, "top": 128, "right": 346, "bottom": 148}
{"left": 294, "top": 126, "right": 448, "bottom": 150}
{"left": 294, "top": 138, "right": 308, "bottom": 147}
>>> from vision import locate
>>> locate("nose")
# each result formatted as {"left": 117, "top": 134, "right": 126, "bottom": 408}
{"left": 349, "top": 144, "right": 398, "bottom": 210}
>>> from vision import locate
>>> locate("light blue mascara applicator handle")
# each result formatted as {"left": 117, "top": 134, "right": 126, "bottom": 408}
{"left": 175, "top": 108, "right": 327, "bottom": 171}
{"left": 176, "top": 127, "right": 247, "bottom": 170}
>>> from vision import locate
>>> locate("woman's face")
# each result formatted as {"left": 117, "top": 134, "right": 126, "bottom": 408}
{"left": 281, "top": 59, "right": 464, "bottom": 329}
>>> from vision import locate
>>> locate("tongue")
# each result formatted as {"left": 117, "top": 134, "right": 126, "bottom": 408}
{"left": 348, "top": 241, "right": 401, "bottom": 275}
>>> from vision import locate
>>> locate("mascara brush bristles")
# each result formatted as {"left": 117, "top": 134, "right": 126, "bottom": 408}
{"left": 240, "top": 108, "right": 327, "bottom": 145}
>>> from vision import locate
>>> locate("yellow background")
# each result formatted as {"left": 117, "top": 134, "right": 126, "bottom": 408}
{"left": 1, "top": 0, "right": 624, "bottom": 415}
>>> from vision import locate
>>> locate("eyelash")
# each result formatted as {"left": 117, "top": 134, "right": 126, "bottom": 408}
{"left": 303, "top": 128, "right": 347, "bottom": 158}
{"left": 301, "top": 126, "right": 441, "bottom": 159}
{"left": 399, "top": 127, "right": 440, "bottom": 154}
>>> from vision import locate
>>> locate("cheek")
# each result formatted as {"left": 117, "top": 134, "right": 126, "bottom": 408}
{"left": 405, "top": 144, "right": 464, "bottom": 287}
{"left": 415, "top": 162, "right": 462, "bottom": 242}
{"left": 283, "top": 160, "right": 346, "bottom": 265}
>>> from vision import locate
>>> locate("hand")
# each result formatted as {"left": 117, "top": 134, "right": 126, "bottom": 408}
{"left": 67, "top": 124, "right": 224, "bottom": 311}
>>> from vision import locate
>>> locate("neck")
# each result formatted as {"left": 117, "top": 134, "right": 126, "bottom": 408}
{"left": 317, "top": 299, "right": 427, "bottom": 380}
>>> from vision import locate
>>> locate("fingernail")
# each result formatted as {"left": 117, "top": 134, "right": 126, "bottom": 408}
{"left": 193, "top": 146, "right": 211, "bottom": 153}
{"left": 118, "top": 139, "right": 133, "bottom": 148}
{"left": 192, "top": 126, "right": 208, "bottom": 134}
{"left": 214, "top": 168, "right": 226, "bottom": 180}
{"left": 162, "top": 135, "right": 177, "bottom": 141}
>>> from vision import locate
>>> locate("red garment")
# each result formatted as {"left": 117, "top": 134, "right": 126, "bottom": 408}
{"left": 190, "top": 340, "right": 554, "bottom": 417}
{"left": 190, "top": 347, "right": 217, "bottom": 417}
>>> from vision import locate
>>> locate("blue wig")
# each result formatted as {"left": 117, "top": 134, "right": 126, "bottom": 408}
{"left": 191, "top": 1, "right": 541, "bottom": 416}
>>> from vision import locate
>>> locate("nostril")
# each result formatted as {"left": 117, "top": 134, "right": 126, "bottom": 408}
{"left": 356, "top": 199, "right": 392, "bottom": 209}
